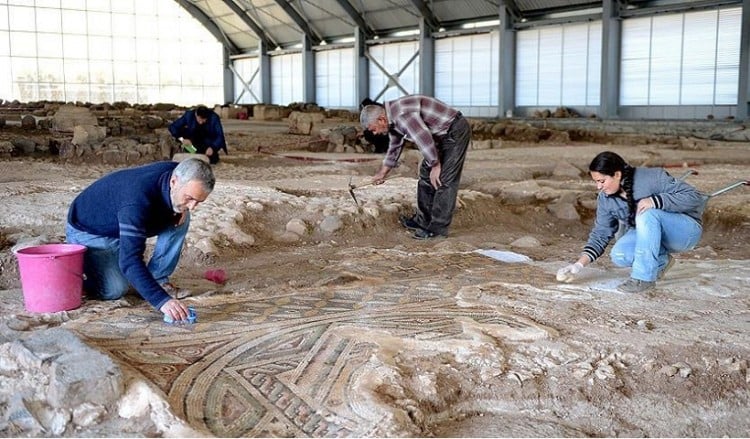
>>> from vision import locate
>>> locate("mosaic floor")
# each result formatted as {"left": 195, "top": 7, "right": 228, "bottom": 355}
{"left": 69, "top": 250, "right": 551, "bottom": 437}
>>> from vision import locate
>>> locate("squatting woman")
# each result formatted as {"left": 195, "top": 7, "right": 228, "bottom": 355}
{"left": 556, "top": 151, "right": 705, "bottom": 293}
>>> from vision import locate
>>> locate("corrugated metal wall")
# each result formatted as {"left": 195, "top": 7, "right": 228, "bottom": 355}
{"left": 434, "top": 32, "right": 500, "bottom": 116}
{"left": 231, "top": 5, "right": 742, "bottom": 119}
{"left": 233, "top": 57, "right": 262, "bottom": 104}
{"left": 620, "top": 7, "right": 740, "bottom": 106}
{"left": 516, "top": 21, "right": 602, "bottom": 107}
{"left": 315, "top": 48, "right": 354, "bottom": 109}
{"left": 271, "top": 53, "right": 303, "bottom": 105}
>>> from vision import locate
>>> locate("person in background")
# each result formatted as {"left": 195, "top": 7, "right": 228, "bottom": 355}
{"left": 556, "top": 151, "right": 704, "bottom": 293}
{"left": 169, "top": 105, "right": 227, "bottom": 164}
{"left": 360, "top": 95, "right": 471, "bottom": 240}
{"left": 66, "top": 158, "right": 215, "bottom": 320}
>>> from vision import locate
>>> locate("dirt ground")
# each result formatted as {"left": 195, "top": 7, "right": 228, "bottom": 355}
{"left": 0, "top": 119, "right": 749, "bottom": 437}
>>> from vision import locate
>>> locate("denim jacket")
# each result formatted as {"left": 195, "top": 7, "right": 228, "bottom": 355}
{"left": 582, "top": 167, "right": 705, "bottom": 262}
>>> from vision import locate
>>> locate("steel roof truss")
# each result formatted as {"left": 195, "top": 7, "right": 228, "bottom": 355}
{"left": 273, "top": 0, "right": 322, "bottom": 45}
{"left": 410, "top": 0, "right": 441, "bottom": 32}
{"left": 175, "top": 0, "right": 240, "bottom": 54}
{"left": 221, "top": 0, "right": 276, "bottom": 48}
{"left": 333, "top": 0, "right": 375, "bottom": 38}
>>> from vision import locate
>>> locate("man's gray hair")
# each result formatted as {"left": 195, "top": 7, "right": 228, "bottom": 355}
{"left": 173, "top": 158, "right": 216, "bottom": 192}
{"left": 360, "top": 105, "right": 385, "bottom": 128}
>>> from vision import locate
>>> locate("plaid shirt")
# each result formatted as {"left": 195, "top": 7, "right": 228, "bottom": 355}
{"left": 383, "top": 95, "right": 458, "bottom": 168}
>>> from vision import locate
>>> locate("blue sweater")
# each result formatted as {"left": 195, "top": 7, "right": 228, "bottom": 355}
{"left": 68, "top": 162, "right": 181, "bottom": 309}
{"left": 168, "top": 109, "right": 227, "bottom": 154}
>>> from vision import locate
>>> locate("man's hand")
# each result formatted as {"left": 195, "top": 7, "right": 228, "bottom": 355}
{"left": 160, "top": 298, "right": 189, "bottom": 321}
{"left": 181, "top": 138, "right": 193, "bottom": 146}
{"left": 205, "top": 147, "right": 214, "bottom": 157}
{"left": 429, "top": 162, "right": 442, "bottom": 189}
{"left": 372, "top": 166, "right": 391, "bottom": 185}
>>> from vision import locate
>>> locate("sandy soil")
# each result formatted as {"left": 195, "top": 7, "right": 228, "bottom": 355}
{"left": 0, "top": 120, "right": 749, "bottom": 437}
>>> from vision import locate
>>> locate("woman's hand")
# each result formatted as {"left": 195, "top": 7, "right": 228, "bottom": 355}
{"left": 636, "top": 198, "right": 655, "bottom": 215}
{"left": 556, "top": 262, "right": 584, "bottom": 283}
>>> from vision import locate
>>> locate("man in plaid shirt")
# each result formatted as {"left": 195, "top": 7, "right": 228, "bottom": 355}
{"left": 360, "top": 95, "right": 472, "bottom": 239}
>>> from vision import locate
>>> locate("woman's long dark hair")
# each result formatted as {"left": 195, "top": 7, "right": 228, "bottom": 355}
{"left": 589, "top": 151, "right": 636, "bottom": 227}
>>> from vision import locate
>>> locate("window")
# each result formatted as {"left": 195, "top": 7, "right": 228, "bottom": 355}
{"left": 0, "top": 0, "right": 223, "bottom": 105}
{"left": 620, "top": 7, "right": 740, "bottom": 105}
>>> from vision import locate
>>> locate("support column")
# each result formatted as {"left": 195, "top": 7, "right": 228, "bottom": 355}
{"left": 259, "top": 40, "right": 271, "bottom": 104}
{"left": 418, "top": 18, "right": 434, "bottom": 96}
{"left": 600, "top": 0, "right": 621, "bottom": 119}
{"left": 222, "top": 47, "right": 233, "bottom": 104}
{"left": 302, "top": 35, "right": 315, "bottom": 103}
{"left": 354, "top": 27, "right": 369, "bottom": 105}
{"left": 498, "top": 1, "right": 515, "bottom": 117}
{"left": 737, "top": 0, "right": 750, "bottom": 121}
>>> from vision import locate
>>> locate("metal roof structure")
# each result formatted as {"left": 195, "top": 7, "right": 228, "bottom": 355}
{"left": 175, "top": 0, "right": 740, "bottom": 56}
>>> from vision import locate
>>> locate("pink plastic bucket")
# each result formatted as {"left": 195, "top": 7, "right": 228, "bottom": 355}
{"left": 14, "top": 244, "right": 87, "bottom": 313}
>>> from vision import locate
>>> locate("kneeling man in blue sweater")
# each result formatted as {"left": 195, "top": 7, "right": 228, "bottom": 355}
{"left": 66, "top": 158, "right": 215, "bottom": 321}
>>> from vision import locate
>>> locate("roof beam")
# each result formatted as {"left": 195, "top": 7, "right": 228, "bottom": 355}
{"left": 221, "top": 0, "right": 276, "bottom": 48}
{"left": 501, "top": 0, "right": 524, "bottom": 22}
{"left": 333, "top": 0, "right": 375, "bottom": 38}
{"left": 410, "top": 0, "right": 441, "bottom": 32}
{"left": 273, "top": 0, "right": 322, "bottom": 45}
{"left": 520, "top": 2, "right": 601, "bottom": 19}
{"left": 174, "top": 0, "right": 240, "bottom": 54}
{"left": 513, "top": 12, "right": 602, "bottom": 29}
{"left": 619, "top": 0, "right": 741, "bottom": 17}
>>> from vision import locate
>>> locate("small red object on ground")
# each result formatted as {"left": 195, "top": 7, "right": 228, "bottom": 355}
{"left": 204, "top": 269, "right": 227, "bottom": 285}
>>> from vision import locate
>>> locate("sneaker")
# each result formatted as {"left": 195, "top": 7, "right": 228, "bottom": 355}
{"left": 399, "top": 215, "right": 421, "bottom": 231}
{"left": 658, "top": 255, "right": 675, "bottom": 280}
{"left": 618, "top": 278, "right": 655, "bottom": 294}
{"left": 161, "top": 282, "right": 190, "bottom": 299}
{"left": 412, "top": 228, "right": 443, "bottom": 240}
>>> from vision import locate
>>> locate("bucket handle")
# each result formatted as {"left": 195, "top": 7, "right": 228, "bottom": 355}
{"left": 44, "top": 255, "right": 87, "bottom": 280}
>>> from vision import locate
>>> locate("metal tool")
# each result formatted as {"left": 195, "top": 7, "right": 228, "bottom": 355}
{"left": 347, "top": 176, "right": 390, "bottom": 206}
{"left": 676, "top": 169, "right": 698, "bottom": 180}
{"left": 671, "top": 170, "right": 749, "bottom": 199}
{"left": 706, "top": 179, "right": 749, "bottom": 199}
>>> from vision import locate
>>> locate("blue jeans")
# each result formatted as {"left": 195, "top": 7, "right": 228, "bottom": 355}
{"left": 610, "top": 209, "right": 702, "bottom": 282}
{"left": 65, "top": 215, "right": 190, "bottom": 300}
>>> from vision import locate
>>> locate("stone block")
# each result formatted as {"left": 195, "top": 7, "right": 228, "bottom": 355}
{"left": 51, "top": 105, "right": 98, "bottom": 132}
{"left": 254, "top": 105, "right": 281, "bottom": 120}
{"left": 288, "top": 111, "right": 325, "bottom": 135}
{"left": 72, "top": 125, "right": 107, "bottom": 146}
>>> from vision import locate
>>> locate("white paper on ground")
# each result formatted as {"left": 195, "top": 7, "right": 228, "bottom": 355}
{"left": 475, "top": 249, "right": 532, "bottom": 263}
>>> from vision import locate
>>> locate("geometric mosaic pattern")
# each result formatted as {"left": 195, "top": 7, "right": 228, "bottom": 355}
{"left": 69, "top": 250, "right": 550, "bottom": 437}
